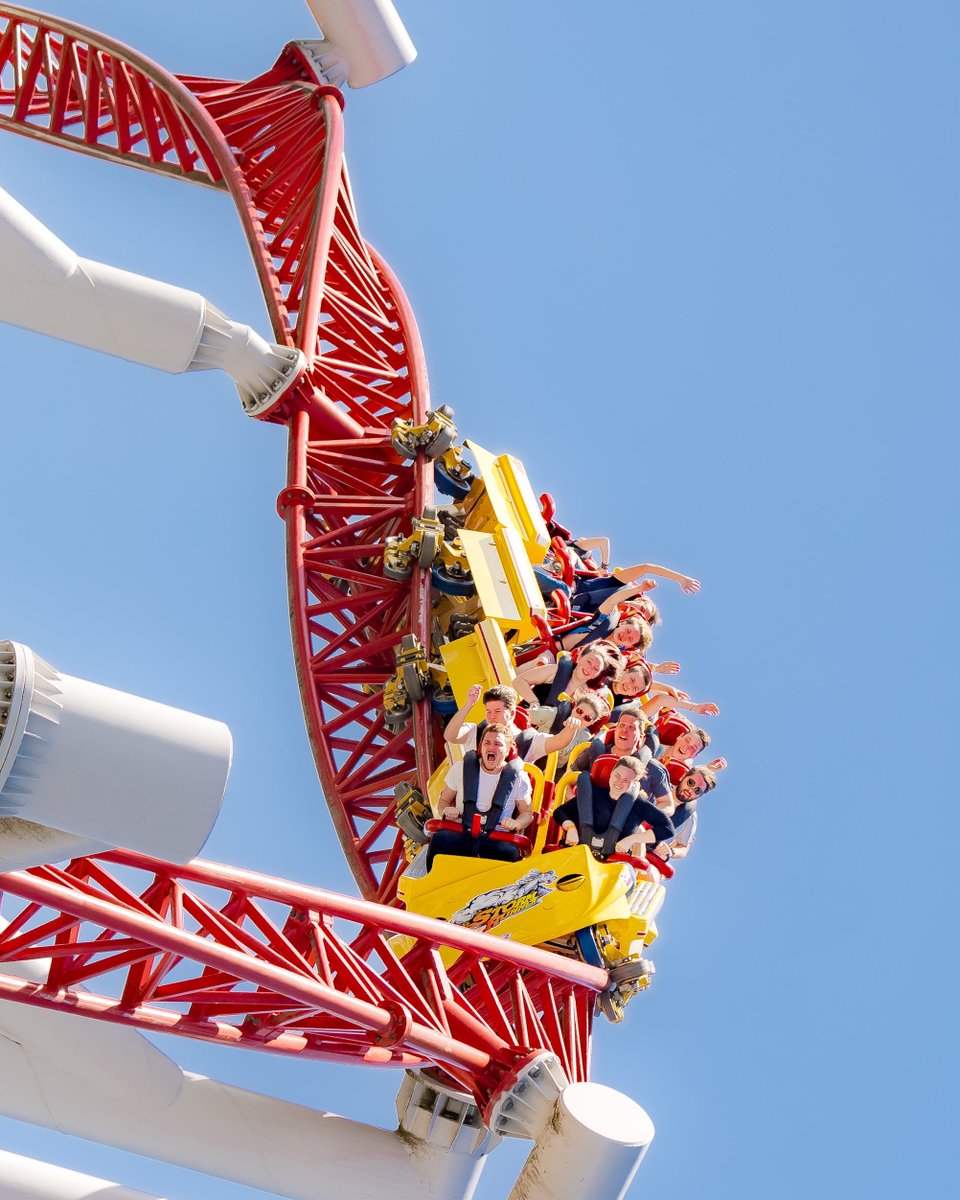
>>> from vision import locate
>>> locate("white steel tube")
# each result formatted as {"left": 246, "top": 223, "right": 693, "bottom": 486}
{"left": 303, "top": 0, "right": 416, "bottom": 86}
{"left": 0, "top": 1151, "right": 167, "bottom": 1200}
{"left": 0, "top": 186, "right": 304, "bottom": 409}
{"left": 0, "top": 1034, "right": 488, "bottom": 1200}
{"left": 0, "top": 916, "right": 184, "bottom": 1108}
{"left": 0, "top": 641, "right": 231, "bottom": 866}
{"left": 509, "top": 1083, "right": 655, "bottom": 1200}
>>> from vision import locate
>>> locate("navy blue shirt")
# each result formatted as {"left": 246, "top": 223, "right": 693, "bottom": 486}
{"left": 553, "top": 787, "right": 674, "bottom": 845}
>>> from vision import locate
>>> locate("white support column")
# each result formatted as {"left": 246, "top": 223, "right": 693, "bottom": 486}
{"left": 0, "top": 641, "right": 231, "bottom": 868}
{"left": 0, "top": 1151, "right": 167, "bottom": 1200}
{"left": 0, "top": 1029, "right": 489, "bottom": 1200}
{"left": 301, "top": 0, "right": 416, "bottom": 87}
{"left": 0, "top": 185, "right": 305, "bottom": 413}
{"left": 509, "top": 1083, "right": 655, "bottom": 1200}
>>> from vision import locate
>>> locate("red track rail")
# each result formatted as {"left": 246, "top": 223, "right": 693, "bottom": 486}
{"left": 0, "top": 5, "right": 430, "bottom": 901}
{"left": 0, "top": 852, "right": 599, "bottom": 1115}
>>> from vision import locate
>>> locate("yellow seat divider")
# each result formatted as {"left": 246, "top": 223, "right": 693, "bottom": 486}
{"left": 439, "top": 617, "right": 515, "bottom": 713}
{"left": 461, "top": 441, "right": 550, "bottom": 565}
{"left": 457, "top": 526, "right": 546, "bottom": 643}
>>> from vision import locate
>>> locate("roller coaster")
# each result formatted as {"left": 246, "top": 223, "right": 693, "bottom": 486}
{"left": 0, "top": 5, "right": 718, "bottom": 1198}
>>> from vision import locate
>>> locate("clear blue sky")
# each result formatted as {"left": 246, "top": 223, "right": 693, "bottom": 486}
{"left": 2, "top": 2, "right": 957, "bottom": 1197}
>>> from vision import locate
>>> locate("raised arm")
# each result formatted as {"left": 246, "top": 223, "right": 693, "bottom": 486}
{"left": 443, "top": 683, "right": 482, "bottom": 745}
{"left": 613, "top": 563, "right": 701, "bottom": 595}
{"left": 597, "top": 582, "right": 653, "bottom": 615}
{"left": 574, "top": 536, "right": 611, "bottom": 568}
{"left": 640, "top": 693, "right": 719, "bottom": 720}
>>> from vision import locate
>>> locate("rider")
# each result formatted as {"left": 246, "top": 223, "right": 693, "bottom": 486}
{"left": 427, "top": 724, "right": 533, "bottom": 870}
{"left": 652, "top": 765, "right": 718, "bottom": 863}
{"left": 444, "top": 683, "right": 583, "bottom": 763}
{"left": 560, "top": 583, "right": 656, "bottom": 654}
{"left": 570, "top": 703, "right": 660, "bottom": 772}
{"left": 552, "top": 755, "right": 675, "bottom": 860}
{"left": 512, "top": 643, "right": 622, "bottom": 732}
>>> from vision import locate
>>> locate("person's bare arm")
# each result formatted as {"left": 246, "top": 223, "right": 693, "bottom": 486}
{"left": 438, "top": 786, "right": 459, "bottom": 820}
{"left": 675, "top": 699, "right": 720, "bottom": 717}
{"left": 443, "top": 683, "right": 482, "bottom": 745}
{"left": 641, "top": 693, "right": 719, "bottom": 720}
{"left": 596, "top": 582, "right": 651, "bottom": 615}
{"left": 543, "top": 716, "right": 583, "bottom": 755}
{"left": 511, "top": 662, "right": 555, "bottom": 705}
{"left": 575, "top": 536, "right": 611, "bottom": 567}
{"left": 559, "top": 819, "right": 580, "bottom": 846}
{"left": 613, "top": 563, "right": 701, "bottom": 595}
{"left": 500, "top": 781, "right": 534, "bottom": 831}
{"left": 649, "top": 660, "right": 681, "bottom": 675}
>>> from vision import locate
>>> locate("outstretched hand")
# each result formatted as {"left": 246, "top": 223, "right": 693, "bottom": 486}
{"left": 465, "top": 683, "right": 482, "bottom": 707}
{"left": 653, "top": 661, "right": 681, "bottom": 675}
{"left": 680, "top": 576, "right": 701, "bottom": 595}
{"left": 707, "top": 756, "right": 728, "bottom": 771}
{"left": 692, "top": 702, "right": 720, "bottom": 716}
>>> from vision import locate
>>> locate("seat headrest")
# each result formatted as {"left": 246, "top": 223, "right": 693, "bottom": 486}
{"left": 666, "top": 758, "right": 687, "bottom": 785}
{"left": 589, "top": 754, "right": 618, "bottom": 788}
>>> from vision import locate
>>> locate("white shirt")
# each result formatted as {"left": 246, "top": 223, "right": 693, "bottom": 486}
{"left": 444, "top": 759, "right": 532, "bottom": 825}
{"left": 459, "top": 721, "right": 550, "bottom": 763}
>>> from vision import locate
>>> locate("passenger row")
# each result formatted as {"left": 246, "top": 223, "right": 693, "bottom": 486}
{"left": 425, "top": 521, "right": 724, "bottom": 878}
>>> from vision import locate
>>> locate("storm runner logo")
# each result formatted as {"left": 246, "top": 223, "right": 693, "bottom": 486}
{"left": 450, "top": 869, "right": 559, "bottom": 934}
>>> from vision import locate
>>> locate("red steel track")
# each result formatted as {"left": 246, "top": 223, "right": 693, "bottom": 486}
{"left": 0, "top": 5, "right": 601, "bottom": 1106}
{"left": 0, "top": 851, "right": 600, "bottom": 1115}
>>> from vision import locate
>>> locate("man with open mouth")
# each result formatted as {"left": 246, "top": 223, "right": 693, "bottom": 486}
{"left": 427, "top": 723, "right": 534, "bottom": 871}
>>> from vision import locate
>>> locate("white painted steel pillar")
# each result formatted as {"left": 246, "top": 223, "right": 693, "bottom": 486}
{"left": 0, "top": 185, "right": 304, "bottom": 413}
{"left": 301, "top": 0, "right": 416, "bottom": 86}
{"left": 0, "top": 1151, "right": 167, "bottom": 1200}
{"left": 0, "top": 1029, "right": 489, "bottom": 1200}
{"left": 0, "top": 641, "right": 231, "bottom": 868}
{"left": 509, "top": 1083, "right": 655, "bottom": 1200}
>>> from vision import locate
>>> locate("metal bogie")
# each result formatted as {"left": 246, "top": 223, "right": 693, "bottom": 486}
{"left": 431, "top": 563, "right": 477, "bottom": 597}
{"left": 402, "top": 662, "right": 426, "bottom": 702}
{"left": 429, "top": 684, "right": 458, "bottom": 715}
{"left": 382, "top": 676, "right": 414, "bottom": 728}
{"left": 395, "top": 781, "right": 430, "bottom": 845}
{"left": 434, "top": 446, "right": 476, "bottom": 499}
{"left": 390, "top": 404, "right": 459, "bottom": 461}
{"left": 382, "top": 509, "right": 445, "bottom": 580}
{"left": 418, "top": 527, "right": 442, "bottom": 567}
{"left": 382, "top": 539, "right": 414, "bottom": 581}
{"left": 386, "top": 634, "right": 431, "bottom": 716}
